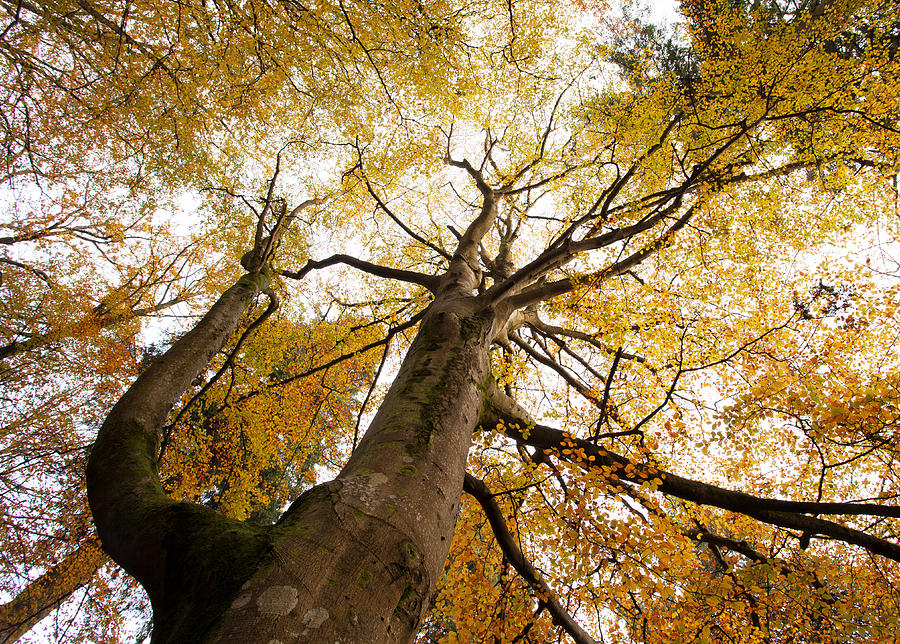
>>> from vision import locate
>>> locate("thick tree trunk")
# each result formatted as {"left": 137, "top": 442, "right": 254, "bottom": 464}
{"left": 205, "top": 299, "right": 501, "bottom": 642}
{"left": 0, "top": 539, "right": 106, "bottom": 643}
{"left": 87, "top": 261, "right": 506, "bottom": 642}
{"left": 86, "top": 273, "right": 276, "bottom": 642}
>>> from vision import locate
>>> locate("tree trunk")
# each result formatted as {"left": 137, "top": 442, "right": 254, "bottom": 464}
{"left": 0, "top": 539, "right": 106, "bottom": 643}
{"left": 87, "top": 263, "right": 506, "bottom": 641}
{"left": 206, "top": 300, "right": 500, "bottom": 642}
{"left": 86, "top": 272, "right": 276, "bottom": 642}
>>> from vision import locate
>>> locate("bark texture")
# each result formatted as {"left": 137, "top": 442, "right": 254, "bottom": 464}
{"left": 207, "top": 299, "right": 503, "bottom": 642}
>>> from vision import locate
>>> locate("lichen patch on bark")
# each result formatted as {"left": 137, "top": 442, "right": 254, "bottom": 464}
{"left": 230, "top": 593, "right": 252, "bottom": 610}
{"left": 302, "top": 607, "right": 329, "bottom": 628}
{"left": 256, "top": 585, "right": 299, "bottom": 616}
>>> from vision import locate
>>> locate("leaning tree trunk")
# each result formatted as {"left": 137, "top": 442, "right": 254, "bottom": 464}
{"left": 86, "top": 272, "right": 276, "bottom": 642}
{"left": 86, "top": 262, "right": 507, "bottom": 641}
{"left": 208, "top": 298, "right": 501, "bottom": 641}
{"left": 0, "top": 538, "right": 106, "bottom": 643}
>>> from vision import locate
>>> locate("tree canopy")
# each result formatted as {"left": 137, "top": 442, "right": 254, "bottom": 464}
{"left": 2, "top": 0, "right": 900, "bottom": 641}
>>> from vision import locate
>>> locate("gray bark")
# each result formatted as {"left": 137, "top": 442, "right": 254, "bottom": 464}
{"left": 86, "top": 255, "right": 510, "bottom": 642}
{"left": 210, "top": 299, "right": 504, "bottom": 642}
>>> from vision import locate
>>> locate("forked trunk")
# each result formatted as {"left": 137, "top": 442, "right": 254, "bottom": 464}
{"left": 87, "top": 267, "right": 504, "bottom": 642}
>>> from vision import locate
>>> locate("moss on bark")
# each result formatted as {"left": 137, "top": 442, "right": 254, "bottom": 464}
{"left": 152, "top": 504, "right": 273, "bottom": 643}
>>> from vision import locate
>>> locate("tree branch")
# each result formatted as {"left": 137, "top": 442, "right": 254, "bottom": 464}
{"left": 280, "top": 253, "right": 440, "bottom": 292}
{"left": 506, "top": 204, "right": 698, "bottom": 310}
{"left": 364, "top": 179, "right": 451, "bottom": 261}
{"left": 464, "top": 473, "right": 597, "bottom": 644}
{"left": 480, "top": 381, "right": 900, "bottom": 562}
{"left": 525, "top": 312, "right": 650, "bottom": 366}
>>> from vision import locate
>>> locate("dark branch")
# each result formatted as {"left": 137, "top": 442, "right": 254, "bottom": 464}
{"left": 464, "top": 473, "right": 597, "bottom": 644}
{"left": 481, "top": 382, "right": 900, "bottom": 562}
{"left": 280, "top": 254, "right": 440, "bottom": 292}
{"left": 506, "top": 204, "right": 698, "bottom": 310}
{"left": 365, "top": 179, "right": 451, "bottom": 261}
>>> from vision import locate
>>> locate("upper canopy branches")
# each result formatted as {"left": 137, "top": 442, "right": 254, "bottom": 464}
{"left": 277, "top": 2, "right": 900, "bottom": 639}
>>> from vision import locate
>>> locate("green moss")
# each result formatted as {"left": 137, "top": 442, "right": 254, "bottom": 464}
{"left": 327, "top": 577, "right": 340, "bottom": 586}
{"left": 406, "top": 429, "right": 434, "bottom": 456}
{"left": 377, "top": 440, "right": 407, "bottom": 453}
{"left": 393, "top": 582, "right": 416, "bottom": 616}
{"left": 405, "top": 541, "right": 420, "bottom": 563}
{"left": 236, "top": 267, "right": 272, "bottom": 294}
{"left": 417, "top": 310, "right": 451, "bottom": 352}
{"left": 458, "top": 315, "right": 483, "bottom": 342}
{"left": 87, "top": 419, "right": 163, "bottom": 498}
{"left": 385, "top": 504, "right": 395, "bottom": 514}
{"left": 407, "top": 311, "right": 491, "bottom": 457}
{"left": 316, "top": 545, "right": 330, "bottom": 556}
{"left": 398, "top": 465, "right": 418, "bottom": 477}
{"left": 153, "top": 502, "right": 274, "bottom": 643}
{"left": 475, "top": 374, "right": 495, "bottom": 426}
{"left": 356, "top": 569, "right": 373, "bottom": 589}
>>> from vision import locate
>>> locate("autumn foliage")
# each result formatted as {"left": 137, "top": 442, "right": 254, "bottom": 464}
{"left": 2, "top": 0, "right": 900, "bottom": 641}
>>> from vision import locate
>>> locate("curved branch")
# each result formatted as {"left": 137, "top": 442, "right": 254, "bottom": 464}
{"left": 463, "top": 473, "right": 597, "bottom": 644}
{"left": 280, "top": 254, "right": 440, "bottom": 292}
{"left": 85, "top": 270, "right": 272, "bottom": 596}
{"left": 445, "top": 156, "right": 494, "bottom": 197}
{"left": 480, "top": 382, "right": 900, "bottom": 562}
{"left": 365, "top": 180, "right": 451, "bottom": 261}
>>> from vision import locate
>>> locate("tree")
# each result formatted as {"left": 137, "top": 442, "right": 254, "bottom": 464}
{"left": 0, "top": 538, "right": 106, "bottom": 642}
{"left": 6, "top": 0, "right": 900, "bottom": 641}
{"left": 0, "top": 288, "right": 378, "bottom": 641}
{"left": 1, "top": 0, "right": 476, "bottom": 637}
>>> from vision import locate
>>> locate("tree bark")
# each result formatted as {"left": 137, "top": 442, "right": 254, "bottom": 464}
{"left": 86, "top": 262, "right": 508, "bottom": 641}
{"left": 206, "top": 298, "right": 502, "bottom": 642}
{"left": 0, "top": 538, "right": 106, "bottom": 643}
